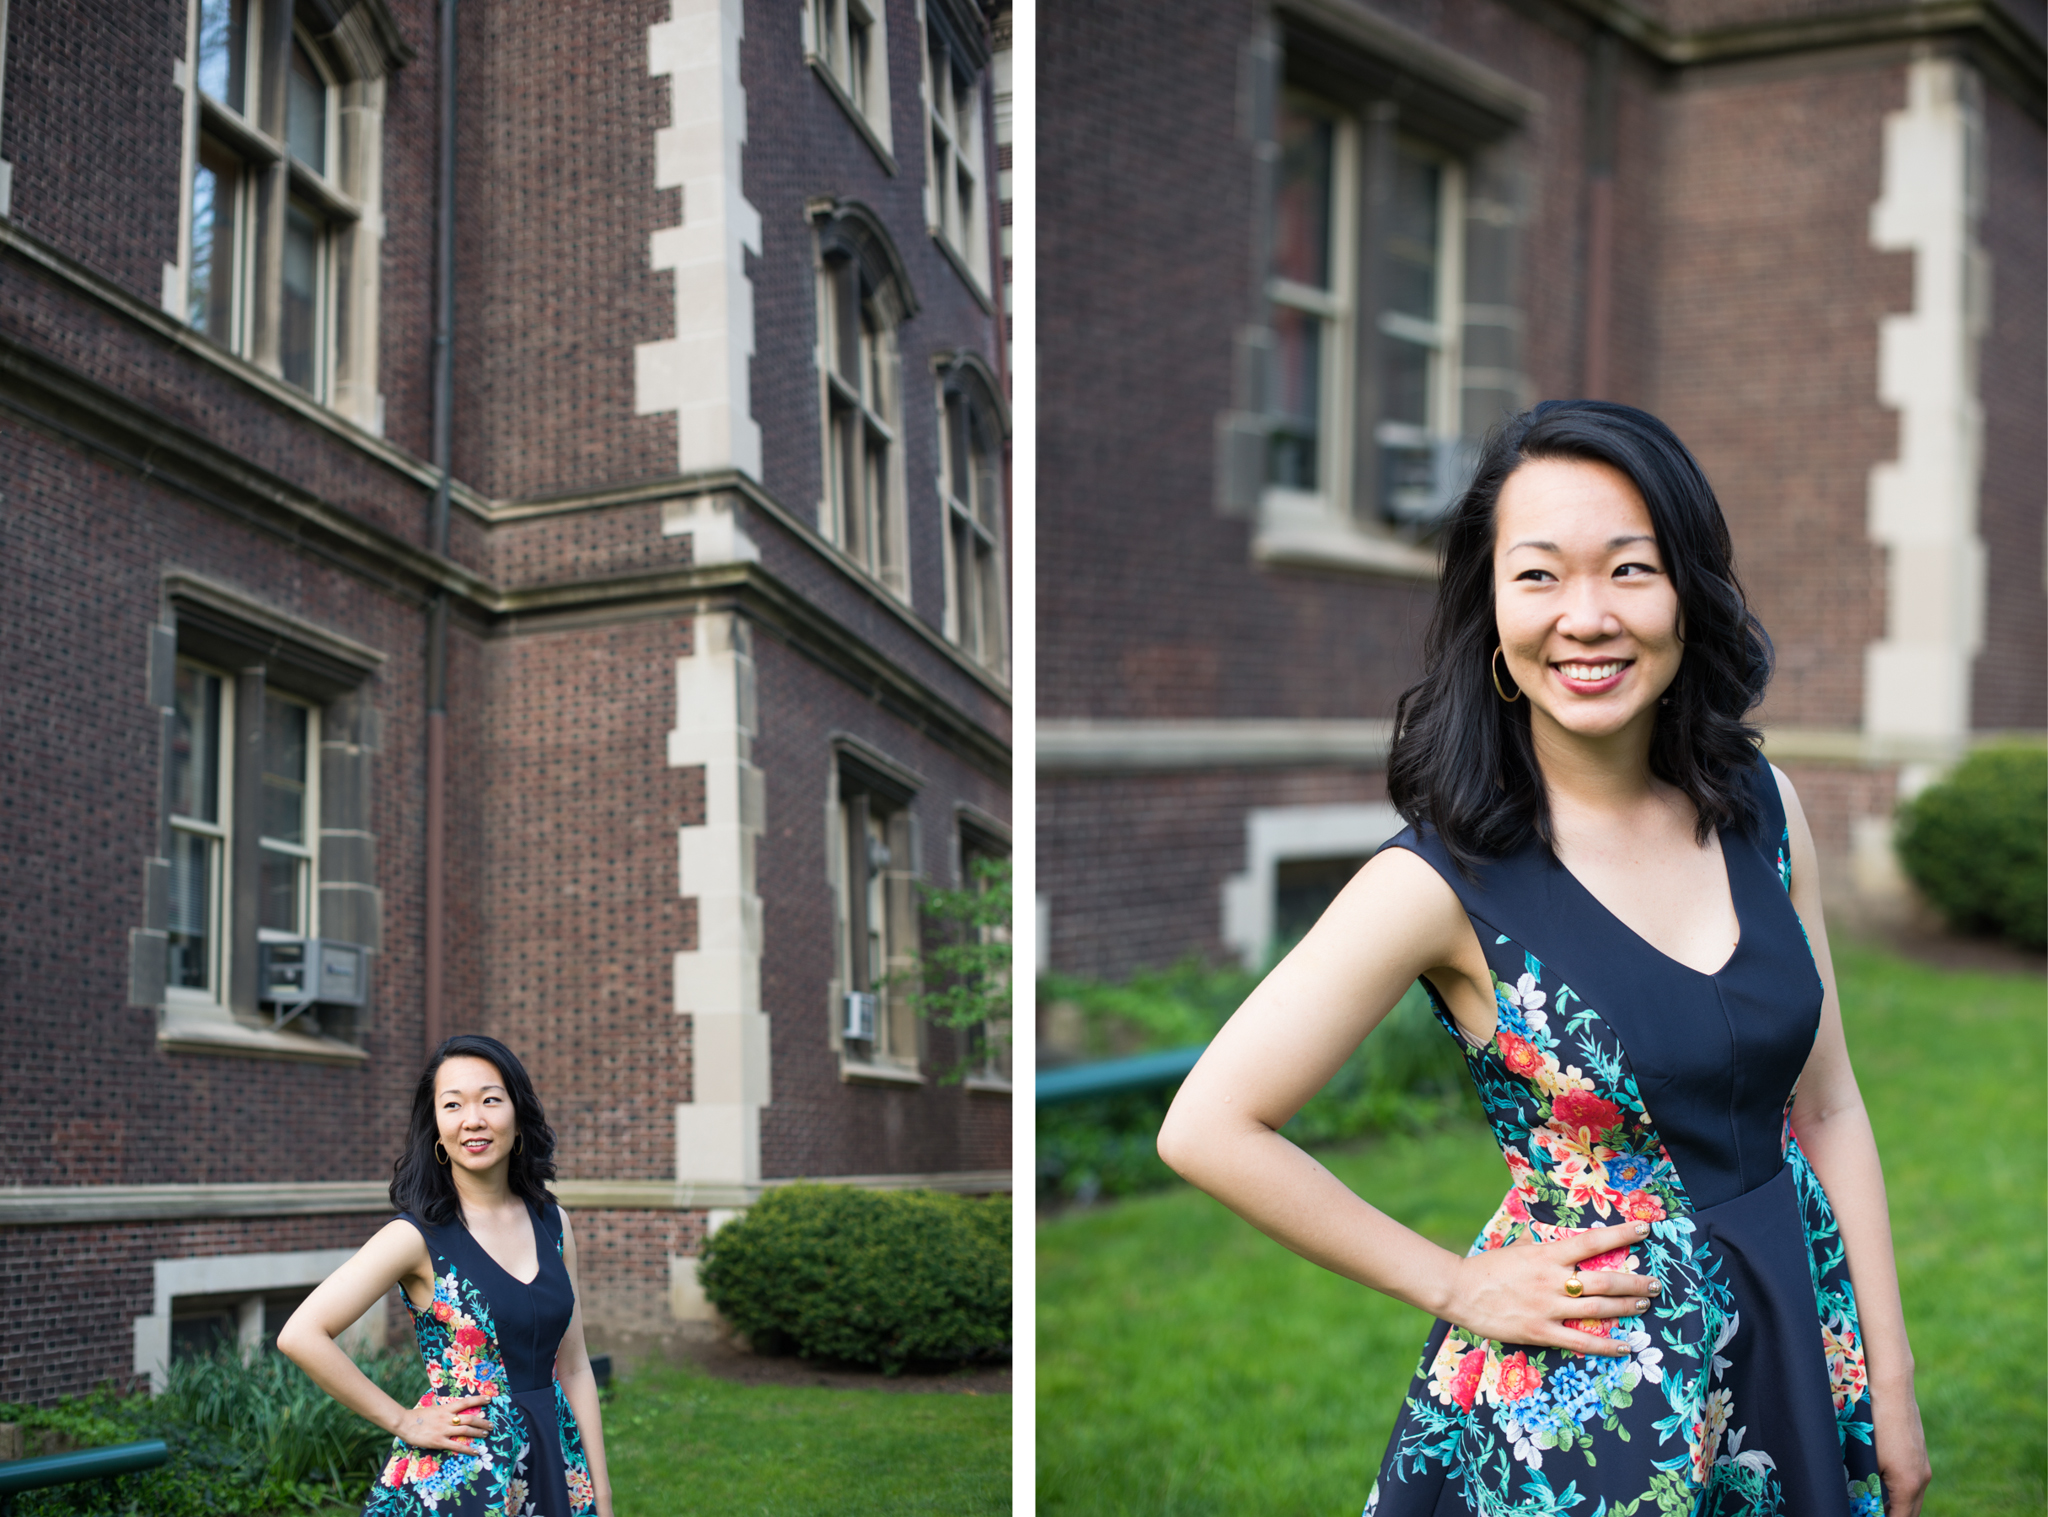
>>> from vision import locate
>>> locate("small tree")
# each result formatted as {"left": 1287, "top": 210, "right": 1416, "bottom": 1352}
{"left": 896, "top": 855, "right": 1012, "bottom": 1082}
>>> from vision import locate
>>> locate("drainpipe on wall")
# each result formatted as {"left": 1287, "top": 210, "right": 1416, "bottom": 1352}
{"left": 1582, "top": 28, "right": 1617, "bottom": 400}
{"left": 423, "top": 0, "right": 456, "bottom": 1058}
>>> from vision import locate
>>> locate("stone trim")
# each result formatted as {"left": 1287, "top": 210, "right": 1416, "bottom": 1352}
{"left": 0, "top": 1172, "right": 1012, "bottom": 1227}
{"left": 1038, "top": 719, "right": 1396, "bottom": 770}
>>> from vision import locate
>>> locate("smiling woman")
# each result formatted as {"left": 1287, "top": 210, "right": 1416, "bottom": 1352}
{"left": 275, "top": 1035, "right": 613, "bottom": 1517}
{"left": 1156, "top": 402, "right": 1932, "bottom": 1517}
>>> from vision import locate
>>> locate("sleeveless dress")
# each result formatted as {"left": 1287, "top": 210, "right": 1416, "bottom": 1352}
{"left": 1363, "top": 759, "right": 1884, "bottom": 1517}
{"left": 364, "top": 1198, "right": 597, "bottom": 1517}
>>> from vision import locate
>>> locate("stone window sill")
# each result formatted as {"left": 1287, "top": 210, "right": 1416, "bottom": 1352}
{"left": 1253, "top": 514, "right": 1439, "bottom": 580}
{"left": 840, "top": 1058, "right": 926, "bottom": 1088}
{"left": 159, "top": 1008, "right": 367, "bottom": 1066}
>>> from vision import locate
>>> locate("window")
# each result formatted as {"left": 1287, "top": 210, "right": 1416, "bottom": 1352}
{"left": 812, "top": 203, "right": 919, "bottom": 599}
{"left": 1374, "top": 142, "right": 1466, "bottom": 525}
{"left": 936, "top": 358, "right": 1008, "bottom": 676}
{"left": 923, "top": 16, "right": 989, "bottom": 290}
{"left": 1266, "top": 97, "right": 1352, "bottom": 501}
{"left": 807, "top": 0, "right": 893, "bottom": 163}
{"left": 166, "top": 660, "right": 321, "bottom": 1009}
{"left": 835, "top": 760, "right": 921, "bottom": 1078}
{"left": 956, "top": 820, "right": 1011, "bottom": 1089}
{"left": 177, "top": 0, "right": 394, "bottom": 425}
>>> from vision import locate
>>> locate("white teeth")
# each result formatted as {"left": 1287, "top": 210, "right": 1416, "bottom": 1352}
{"left": 1558, "top": 662, "right": 1625, "bottom": 680}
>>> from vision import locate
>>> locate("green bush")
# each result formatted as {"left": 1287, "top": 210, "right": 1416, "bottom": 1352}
{"left": 1, "top": 1344, "right": 425, "bottom": 1515}
{"left": 1896, "top": 745, "right": 2048, "bottom": 952}
{"left": 697, "top": 1185, "right": 1010, "bottom": 1373}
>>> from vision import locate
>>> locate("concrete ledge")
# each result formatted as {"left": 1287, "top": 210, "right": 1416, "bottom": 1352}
{"left": 0, "top": 1171, "right": 1014, "bottom": 1226}
{"left": 1760, "top": 726, "right": 2047, "bottom": 766}
{"left": 1038, "top": 719, "right": 1396, "bottom": 771}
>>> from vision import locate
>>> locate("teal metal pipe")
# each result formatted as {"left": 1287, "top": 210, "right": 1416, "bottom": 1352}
{"left": 0, "top": 1439, "right": 170, "bottom": 1499}
{"left": 1035, "top": 1044, "right": 1207, "bottom": 1105}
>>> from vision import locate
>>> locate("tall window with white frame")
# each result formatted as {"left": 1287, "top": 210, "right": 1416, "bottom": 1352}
{"left": 185, "top": 0, "right": 366, "bottom": 408}
{"left": 168, "top": 661, "right": 230, "bottom": 1000}
{"left": 838, "top": 778, "right": 918, "bottom": 1072}
{"left": 938, "top": 379, "right": 1006, "bottom": 676}
{"left": 258, "top": 694, "right": 317, "bottom": 938}
{"left": 809, "top": 0, "right": 890, "bottom": 148}
{"left": 818, "top": 252, "right": 905, "bottom": 595}
{"left": 1265, "top": 93, "right": 1467, "bottom": 528}
{"left": 923, "top": 27, "right": 988, "bottom": 289}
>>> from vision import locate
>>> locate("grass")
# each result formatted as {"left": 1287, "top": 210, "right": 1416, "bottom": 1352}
{"left": 604, "top": 1361, "right": 1010, "bottom": 1515}
{"left": 1037, "top": 943, "right": 2047, "bottom": 1516}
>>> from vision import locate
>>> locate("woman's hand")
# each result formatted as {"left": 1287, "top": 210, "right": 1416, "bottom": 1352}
{"left": 1873, "top": 1380, "right": 1931, "bottom": 1516}
{"left": 1441, "top": 1221, "right": 1659, "bottom": 1356}
{"left": 394, "top": 1394, "right": 495, "bottom": 1455}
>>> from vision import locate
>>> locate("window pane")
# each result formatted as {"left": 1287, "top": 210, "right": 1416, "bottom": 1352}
{"left": 196, "top": 0, "right": 247, "bottom": 112}
{"left": 1267, "top": 305, "right": 1322, "bottom": 490}
{"left": 168, "top": 831, "right": 213, "bottom": 990}
{"left": 849, "top": 16, "right": 870, "bottom": 110}
{"left": 288, "top": 43, "right": 328, "bottom": 172}
{"left": 865, "top": 813, "right": 888, "bottom": 987}
{"left": 262, "top": 698, "right": 308, "bottom": 844}
{"left": 189, "top": 145, "right": 239, "bottom": 344}
{"left": 1383, "top": 148, "right": 1441, "bottom": 320}
{"left": 971, "top": 426, "right": 1000, "bottom": 532}
{"left": 282, "top": 204, "right": 320, "bottom": 392}
{"left": 1272, "top": 105, "right": 1333, "bottom": 290}
{"left": 1382, "top": 441, "right": 1439, "bottom": 523}
{"left": 171, "top": 665, "right": 222, "bottom": 823}
{"left": 1380, "top": 335, "right": 1430, "bottom": 428}
{"left": 259, "top": 847, "right": 303, "bottom": 934}
{"left": 976, "top": 541, "right": 1004, "bottom": 663}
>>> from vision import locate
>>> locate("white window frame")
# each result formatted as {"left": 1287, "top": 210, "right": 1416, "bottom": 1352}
{"left": 256, "top": 689, "right": 321, "bottom": 944}
{"left": 816, "top": 252, "right": 910, "bottom": 600}
{"left": 1373, "top": 139, "right": 1467, "bottom": 528}
{"left": 805, "top": 0, "right": 895, "bottom": 165}
{"left": 167, "top": 657, "right": 236, "bottom": 1012}
{"left": 921, "top": 16, "right": 989, "bottom": 292}
{"left": 936, "top": 379, "right": 1007, "bottom": 677}
{"left": 830, "top": 763, "right": 925, "bottom": 1085}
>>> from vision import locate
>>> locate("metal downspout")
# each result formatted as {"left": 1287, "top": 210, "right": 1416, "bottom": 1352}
{"left": 424, "top": 0, "right": 456, "bottom": 1058}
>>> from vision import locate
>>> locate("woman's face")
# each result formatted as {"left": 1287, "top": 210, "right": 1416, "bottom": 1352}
{"left": 435, "top": 1055, "right": 519, "bottom": 1174}
{"left": 1492, "top": 456, "right": 1682, "bottom": 746}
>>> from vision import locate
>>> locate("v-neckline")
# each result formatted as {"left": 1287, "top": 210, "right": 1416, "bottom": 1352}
{"left": 1545, "top": 829, "right": 1745, "bottom": 981}
{"left": 465, "top": 1197, "right": 543, "bottom": 1287}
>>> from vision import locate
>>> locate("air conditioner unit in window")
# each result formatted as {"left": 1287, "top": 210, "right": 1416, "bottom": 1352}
{"left": 258, "top": 938, "right": 370, "bottom": 1031}
{"left": 842, "top": 990, "right": 877, "bottom": 1042}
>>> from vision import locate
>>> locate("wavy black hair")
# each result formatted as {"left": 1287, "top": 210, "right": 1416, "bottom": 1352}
{"left": 389, "top": 1034, "right": 559, "bottom": 1227}
{"left": 1387, "top": 400, "right": 1773, "bottom": 876}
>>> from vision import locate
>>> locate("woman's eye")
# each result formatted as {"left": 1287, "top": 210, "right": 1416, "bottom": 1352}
{"left": 1514, "top": 568, "right": 1554, "bottom": 583}
{"left": 1615, "top": 561, "right": 1661, "bottom": 578}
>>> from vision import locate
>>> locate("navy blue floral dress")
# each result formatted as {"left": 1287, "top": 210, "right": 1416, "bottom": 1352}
{"left": 1364, "top": 760, "right": 1883, "bottom": 1516}
{"left": 365, "top": 1199, "right": 596, "bottom": 1517}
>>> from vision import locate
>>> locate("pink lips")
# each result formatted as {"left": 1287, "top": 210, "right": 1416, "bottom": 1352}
{"left": 1552, "top": 660, "right": 1632, "bottom": 695}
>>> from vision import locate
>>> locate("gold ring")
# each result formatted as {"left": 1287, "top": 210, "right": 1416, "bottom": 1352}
{"left": 1564, "top": 1274, "right": 1584, "bottom": 1298}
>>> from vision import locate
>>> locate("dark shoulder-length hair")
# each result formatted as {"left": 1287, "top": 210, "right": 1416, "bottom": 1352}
{"left": 1387, "top": 399, "right": 1773, "bottom": 875}
{"left": 389, "top": 1034, "right": 559, "bottom": 1227}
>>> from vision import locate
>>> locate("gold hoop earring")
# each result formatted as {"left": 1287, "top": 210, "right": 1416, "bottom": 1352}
{"left": 512, "top": 1133, "right": 524, "bottom": 1157}
{"left": 1491, "top": 646, "right": 1523, "bottom": 703}
{"left": 434, "top": 1142, "right": 450, "bottom": 1166}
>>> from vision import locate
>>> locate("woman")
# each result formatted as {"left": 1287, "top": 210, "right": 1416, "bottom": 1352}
{"left": 1157, "top": 402, "right": 1930, "bottom": 1516}
{"left": 279, "top": 1034, "right": 612, "bottom": 1517}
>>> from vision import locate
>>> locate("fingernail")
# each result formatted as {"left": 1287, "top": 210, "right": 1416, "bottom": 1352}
{"left": 1648, "top": 1281, "right": 1662, "bottom": 1294}
{"left": 1634, "top": 1223, "right": 1649, "bottom": 1236}
{"left": 1635, "top": 1299, "right": 1650, "bottom": 1311}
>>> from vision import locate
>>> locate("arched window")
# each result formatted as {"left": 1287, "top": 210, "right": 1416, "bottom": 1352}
{"left": 936, "top": 352, "right": 1008, "bottom": 677}
{"left": 812, "top": 201, "right": 920, "bottom": 600}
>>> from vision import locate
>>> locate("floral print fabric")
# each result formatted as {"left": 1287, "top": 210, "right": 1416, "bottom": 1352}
{"left": 1362, "top": 813, "right": 1880, "bottom": 1517}
{"left": 364, "top": 1216, "right": 595, "bottom": 1517}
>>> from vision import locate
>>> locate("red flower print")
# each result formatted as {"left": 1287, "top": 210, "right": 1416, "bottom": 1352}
{"left": 1498, "top": 1033, "right": 1544, "bottom": 1079}
{"left": 1622, "top": 1190, "right": 1666, "bottom": 1221}
{"left": 432, "top": 1301, "right": 454, "bottom": 1323}
{"left": 1504, "top": 1188, "right": 1532, "bottom": 1224}
{"left": 478, "top": 1381, "right": 498, "bottom": 1398}
{"left": 454, "top": 1324, "right": 486, "bottom": 1351}
{"left": 1494, "top": 1351, "right": 1542, "bottom": 1403}
{"left": 1580, "top": 1246, "right": 1634, "bottom": 1273}
{"left": 1551, "top": 1089, "right": 1623, "bottom": 1137}
{"left": 1450, "top": 1348, "right": 1485, "bottom": 1411}
{"left": 414, "top": 1457, "right": 438, "bottom": 1481}
{"left": 1563, "top": 1317, "right": 1611, "bottom": 1337}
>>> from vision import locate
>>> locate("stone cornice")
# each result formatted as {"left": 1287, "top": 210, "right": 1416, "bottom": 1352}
{"left": 0, "top": 1172, "right": 1013, "bottom": 1226}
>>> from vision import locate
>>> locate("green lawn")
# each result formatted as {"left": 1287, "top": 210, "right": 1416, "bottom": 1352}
{"left": 1037, "top": 944, "right": 2046, "bottom": 1516}
{"left": 605, "top": 1362, "right": 1010, "bottom": 1515}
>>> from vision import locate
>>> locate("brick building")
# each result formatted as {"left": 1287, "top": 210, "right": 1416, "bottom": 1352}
{"left": 1038, "top": 0, "right": 2044, "bottom": 984}
{"left": 0, "top": 0, "right": 1010, "bottom": 1401}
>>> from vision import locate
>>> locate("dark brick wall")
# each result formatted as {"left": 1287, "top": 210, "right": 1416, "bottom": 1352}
{"left": 452, "top": 0, "right": 680, "bottom": 501}
{"left": 1973, "top": 80, "right": 2047, "bottom": 732}
{"left": 567, "top": 1209, "right": 706, "bottom": 1340}
{"left": 488, "top": 503, "right": 695, "bottom": 589}
{"left": 751, "top": 633, "right": 1011, "bottom": 1179}
{"left": 1039, "top": 767, "right": 1388, "bottom": 981}
{"left": 478, "top": 617, "right": 697, "bottom": 1181}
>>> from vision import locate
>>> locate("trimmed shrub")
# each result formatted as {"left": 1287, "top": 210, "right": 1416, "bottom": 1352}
{"left": 1895, "top": 745, "right": 2047, "bottom": 952}
{"left": 697, "top": 1185, "right": 1010, "bottom": 1372}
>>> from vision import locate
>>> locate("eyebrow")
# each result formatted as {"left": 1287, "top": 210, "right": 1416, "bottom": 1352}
{"left": 440, "top": 1084, "right": 509, "bottom": 1098}
{"left": 1505, "top": 534, "right": 1658, "bottom": 554}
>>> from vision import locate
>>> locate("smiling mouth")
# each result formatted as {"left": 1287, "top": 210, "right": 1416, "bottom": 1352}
{"left": 461, "top": 1138, "right": 492, "bottom": 1153}
{"left": 1553, "top": 659, "right": 1632, "bottom": 683}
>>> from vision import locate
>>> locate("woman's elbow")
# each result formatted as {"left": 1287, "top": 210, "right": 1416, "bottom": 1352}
{"left": 273, "top": 1313, "right": 326, "bottom": 1366}
{"left": 1154, "top": 1100, "right": 1206, "bottom": 1181}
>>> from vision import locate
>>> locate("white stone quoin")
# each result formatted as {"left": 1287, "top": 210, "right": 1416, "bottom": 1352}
{"left": 637, "top": 0, "right": 763, "bottom": 480}
{"left": 1865, "top": 56, "right": 1988, "bottom": 749}
{"left": 670, "top": 612, "right": 769, "bottom": 1189}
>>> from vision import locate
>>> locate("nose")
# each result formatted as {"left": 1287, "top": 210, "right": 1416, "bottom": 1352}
{"left": 1554, "top": 576, "right": 1624, "bottom": 642}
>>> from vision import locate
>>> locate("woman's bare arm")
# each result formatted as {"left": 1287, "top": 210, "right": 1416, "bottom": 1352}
{"left": 1776, "top": 766, "right": 1931, "bottom": 1517}
{"left": 554, "top": 1212, "right": 614, "bottom": 1517}
{"left": 1157, "top": 846, "right": 1654, "bottom": 1355}
{"left": 275, "top": 1220, "right": 494, "bottom": 1455}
